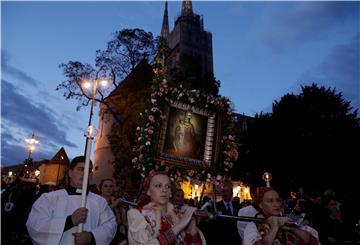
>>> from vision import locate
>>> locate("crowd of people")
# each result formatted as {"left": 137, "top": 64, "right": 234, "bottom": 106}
{"left": 1, "top": 156, "right": 360, "bottom": 244}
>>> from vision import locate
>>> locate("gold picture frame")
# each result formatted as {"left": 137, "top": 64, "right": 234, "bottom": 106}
{"left": 157, "top": 101, "right": 217, "bottom": 169}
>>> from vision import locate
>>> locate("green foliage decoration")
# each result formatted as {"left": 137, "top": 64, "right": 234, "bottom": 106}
{"left": 131, "top": 77, "right": 238, "bottom": 186}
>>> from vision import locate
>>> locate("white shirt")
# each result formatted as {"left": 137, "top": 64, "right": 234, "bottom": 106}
{"left": 26, "top": 189, "right": 117, "bottom": 245}
{"left": 237, "top": 205, "right": 258, "bottom": 239}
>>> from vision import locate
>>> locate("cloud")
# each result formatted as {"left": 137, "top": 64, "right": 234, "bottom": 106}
{"left": 1, "top": 140, "right": 29, "bottom": 165}
{"left": 1, "top": 50, "right": 39, "bottom": 87}
{"left": 298, "top": 34, "right": 360, "bottom": 111}
{"left": 257, "top": 2, "right": 359, "bottom": 52}
{"left": 1, "top": 79, "right": 77, "bottom": 153}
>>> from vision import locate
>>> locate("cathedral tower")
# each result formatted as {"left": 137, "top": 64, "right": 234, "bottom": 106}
{"left": 163, "top": 0, "right": 213, "bottom": 76}
{"left": 160, "top": 1, "right": 169, "bottom": 39}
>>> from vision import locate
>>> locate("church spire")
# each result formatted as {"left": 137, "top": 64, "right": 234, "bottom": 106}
{"left": 160, "top": 0, "right": 169, "bottom": 38}
{"left": 181, "top": 0, "right": 193, "bottom": 16}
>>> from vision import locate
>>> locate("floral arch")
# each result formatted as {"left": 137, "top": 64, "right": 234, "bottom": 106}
{"left": 131, "top": 78, "right": 239, "bottom": 192}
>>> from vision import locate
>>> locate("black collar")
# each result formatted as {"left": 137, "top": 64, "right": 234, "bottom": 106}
{"left": 65, "top": 186, "right": 89, "bottom": 195}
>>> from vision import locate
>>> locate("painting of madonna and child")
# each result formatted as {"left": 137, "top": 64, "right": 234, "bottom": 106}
{"left": 163, "top": 107, "right": 208, "bottom": 161}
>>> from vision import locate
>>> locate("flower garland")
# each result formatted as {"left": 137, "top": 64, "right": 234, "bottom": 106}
{"left": 131, "top": 78, "right": 238, "bottom": 186}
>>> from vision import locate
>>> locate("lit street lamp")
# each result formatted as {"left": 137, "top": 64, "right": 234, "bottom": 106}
{"left": 78, "top": 68, "right": 107, "bottom": 232}
{"left": 25, "top": 133, "right": 39, "bottom": 162}
{"left": 24, "top": 134, "right": 39, "bottom": 178}
{"left": 82, "top": 69, "right": 108, "bottom": 155}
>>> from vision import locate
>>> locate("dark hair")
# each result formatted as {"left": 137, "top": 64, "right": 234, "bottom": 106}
{"left": 172, "top": 188, "right": 184, "bottom": 196}
{"left": 69, "top": 156, "right": 92, "bottom": 170}
{"left": 99, "top": 178, "right": 114, "bottom": 191}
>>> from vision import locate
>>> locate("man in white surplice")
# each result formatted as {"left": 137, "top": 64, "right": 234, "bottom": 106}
{"left": 26, "top": 156, "right": 117, "bottom": 245}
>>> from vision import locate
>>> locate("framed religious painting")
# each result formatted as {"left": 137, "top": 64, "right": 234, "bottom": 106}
{"left": 157, "top": 101, "right": 219, "bottom": 169}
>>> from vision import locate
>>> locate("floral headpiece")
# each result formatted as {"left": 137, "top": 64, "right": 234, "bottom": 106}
{"left": 137, "top": 170, "right": 169, "bottom": 208}
{"left": 254, "top": 187, "right": 274, "bottom": 206}
{"left": 142, "top": 170, "right": 168, "bottom": 192}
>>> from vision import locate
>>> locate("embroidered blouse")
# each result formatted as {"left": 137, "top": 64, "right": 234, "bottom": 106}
{"left": 127, "top": 202, "right": 205, "bottom": 245}
{"left": 243, "top": 222, "right": 319, "bottom": 245}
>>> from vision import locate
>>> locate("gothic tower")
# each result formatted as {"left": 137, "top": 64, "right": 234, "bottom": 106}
{"left": 163, "top": 0, "right": 213, "bottom": 76}
{"left": 160, "top": 1, "right": 169, "bottom": 39}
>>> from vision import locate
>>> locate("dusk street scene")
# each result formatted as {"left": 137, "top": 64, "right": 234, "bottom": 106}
{"left": 1, "top": 1, "right": 359, "bottom": 244}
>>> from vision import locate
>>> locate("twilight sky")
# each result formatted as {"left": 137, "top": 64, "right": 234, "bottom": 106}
{"left": 1, "top": 1, "right": 359, "bottom": 166}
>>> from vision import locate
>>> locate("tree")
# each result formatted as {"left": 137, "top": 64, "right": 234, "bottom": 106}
{"left": 243, "top": 83, "right": 359, "bottom": 191}
{"left": 56, "top": 28, "right": 158, "bottom": 123}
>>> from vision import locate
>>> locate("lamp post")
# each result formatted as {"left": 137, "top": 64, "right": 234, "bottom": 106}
{"left": 24, "top": 133, "right": 39, "bottom": 177}
{"left": 25, "top": 133, "right": 39, "bottom": 162}
{"left": 82, "top": 69, "right": 108, "bottom": 155}
{"left": 78, "top": 69, "right": 107, "bottom": 232}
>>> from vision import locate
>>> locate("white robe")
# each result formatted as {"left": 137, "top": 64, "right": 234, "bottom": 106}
{"left": 26, "top": 189, "right": 117, "bottom": 245}
{"left": 237, "top": 205, "right": 258, "bottom": 239}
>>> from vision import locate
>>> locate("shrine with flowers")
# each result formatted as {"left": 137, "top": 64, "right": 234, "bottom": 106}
{"left": 91, "top": 1, "right": 252, "bottom": 202}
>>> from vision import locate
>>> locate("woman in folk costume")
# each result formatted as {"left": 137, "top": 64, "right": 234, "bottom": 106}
{"left": 99, "top": 178, "right": 128, "bottom": 245}
{"left": 127, "top": 171, "right": 206, "bottom": 245}
{"left": 243, "top": 187, "right": 319, "bottom": 245}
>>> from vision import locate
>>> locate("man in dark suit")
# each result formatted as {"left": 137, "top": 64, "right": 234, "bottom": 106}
{"left": 199, "top": 181, "right": 242, "bottom": 244}
{"left": 214, "top": 181, "right": 242, "bottom": 244}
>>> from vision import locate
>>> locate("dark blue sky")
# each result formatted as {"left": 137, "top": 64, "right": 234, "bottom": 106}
{"left": 1, "top": 1, "right": 359, "bottom": 166}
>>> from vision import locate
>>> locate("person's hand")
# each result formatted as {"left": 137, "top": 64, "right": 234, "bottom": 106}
{"left": 172, "top": 207, "right": 195, "bottom": 235}
{"left": 71, "top": 207, "right": 88, "bottom": 225}
{"left": 109, "top": 197, "right": 121, "bottom": 208}
{"left": 186, "top": 217, "right": 198, "bottom": 236}
{"left": 72, "top": 231, "right": 91, "bottom": 245}
{"left": 267, "top": 216, "right": 289, "bottom": 229}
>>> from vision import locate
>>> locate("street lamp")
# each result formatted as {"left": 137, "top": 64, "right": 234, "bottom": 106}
{"left": 78, "top": 69, "right": 107, "bottom": 233}
{"left": 24, "top": 133, "right": 39, "bottom": 178}
{"left": 82, "top": 70, "right": 108, "bottom": 155}
{"left": 25, "top": 133, "right": 39, "bottom": 162}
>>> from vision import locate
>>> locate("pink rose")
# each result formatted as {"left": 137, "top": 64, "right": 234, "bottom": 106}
{"left": 148, "top": 115, "right": 155, "bottom": 121}
{"left": 131, "top": 157, "right": 138, "bottom": 163}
